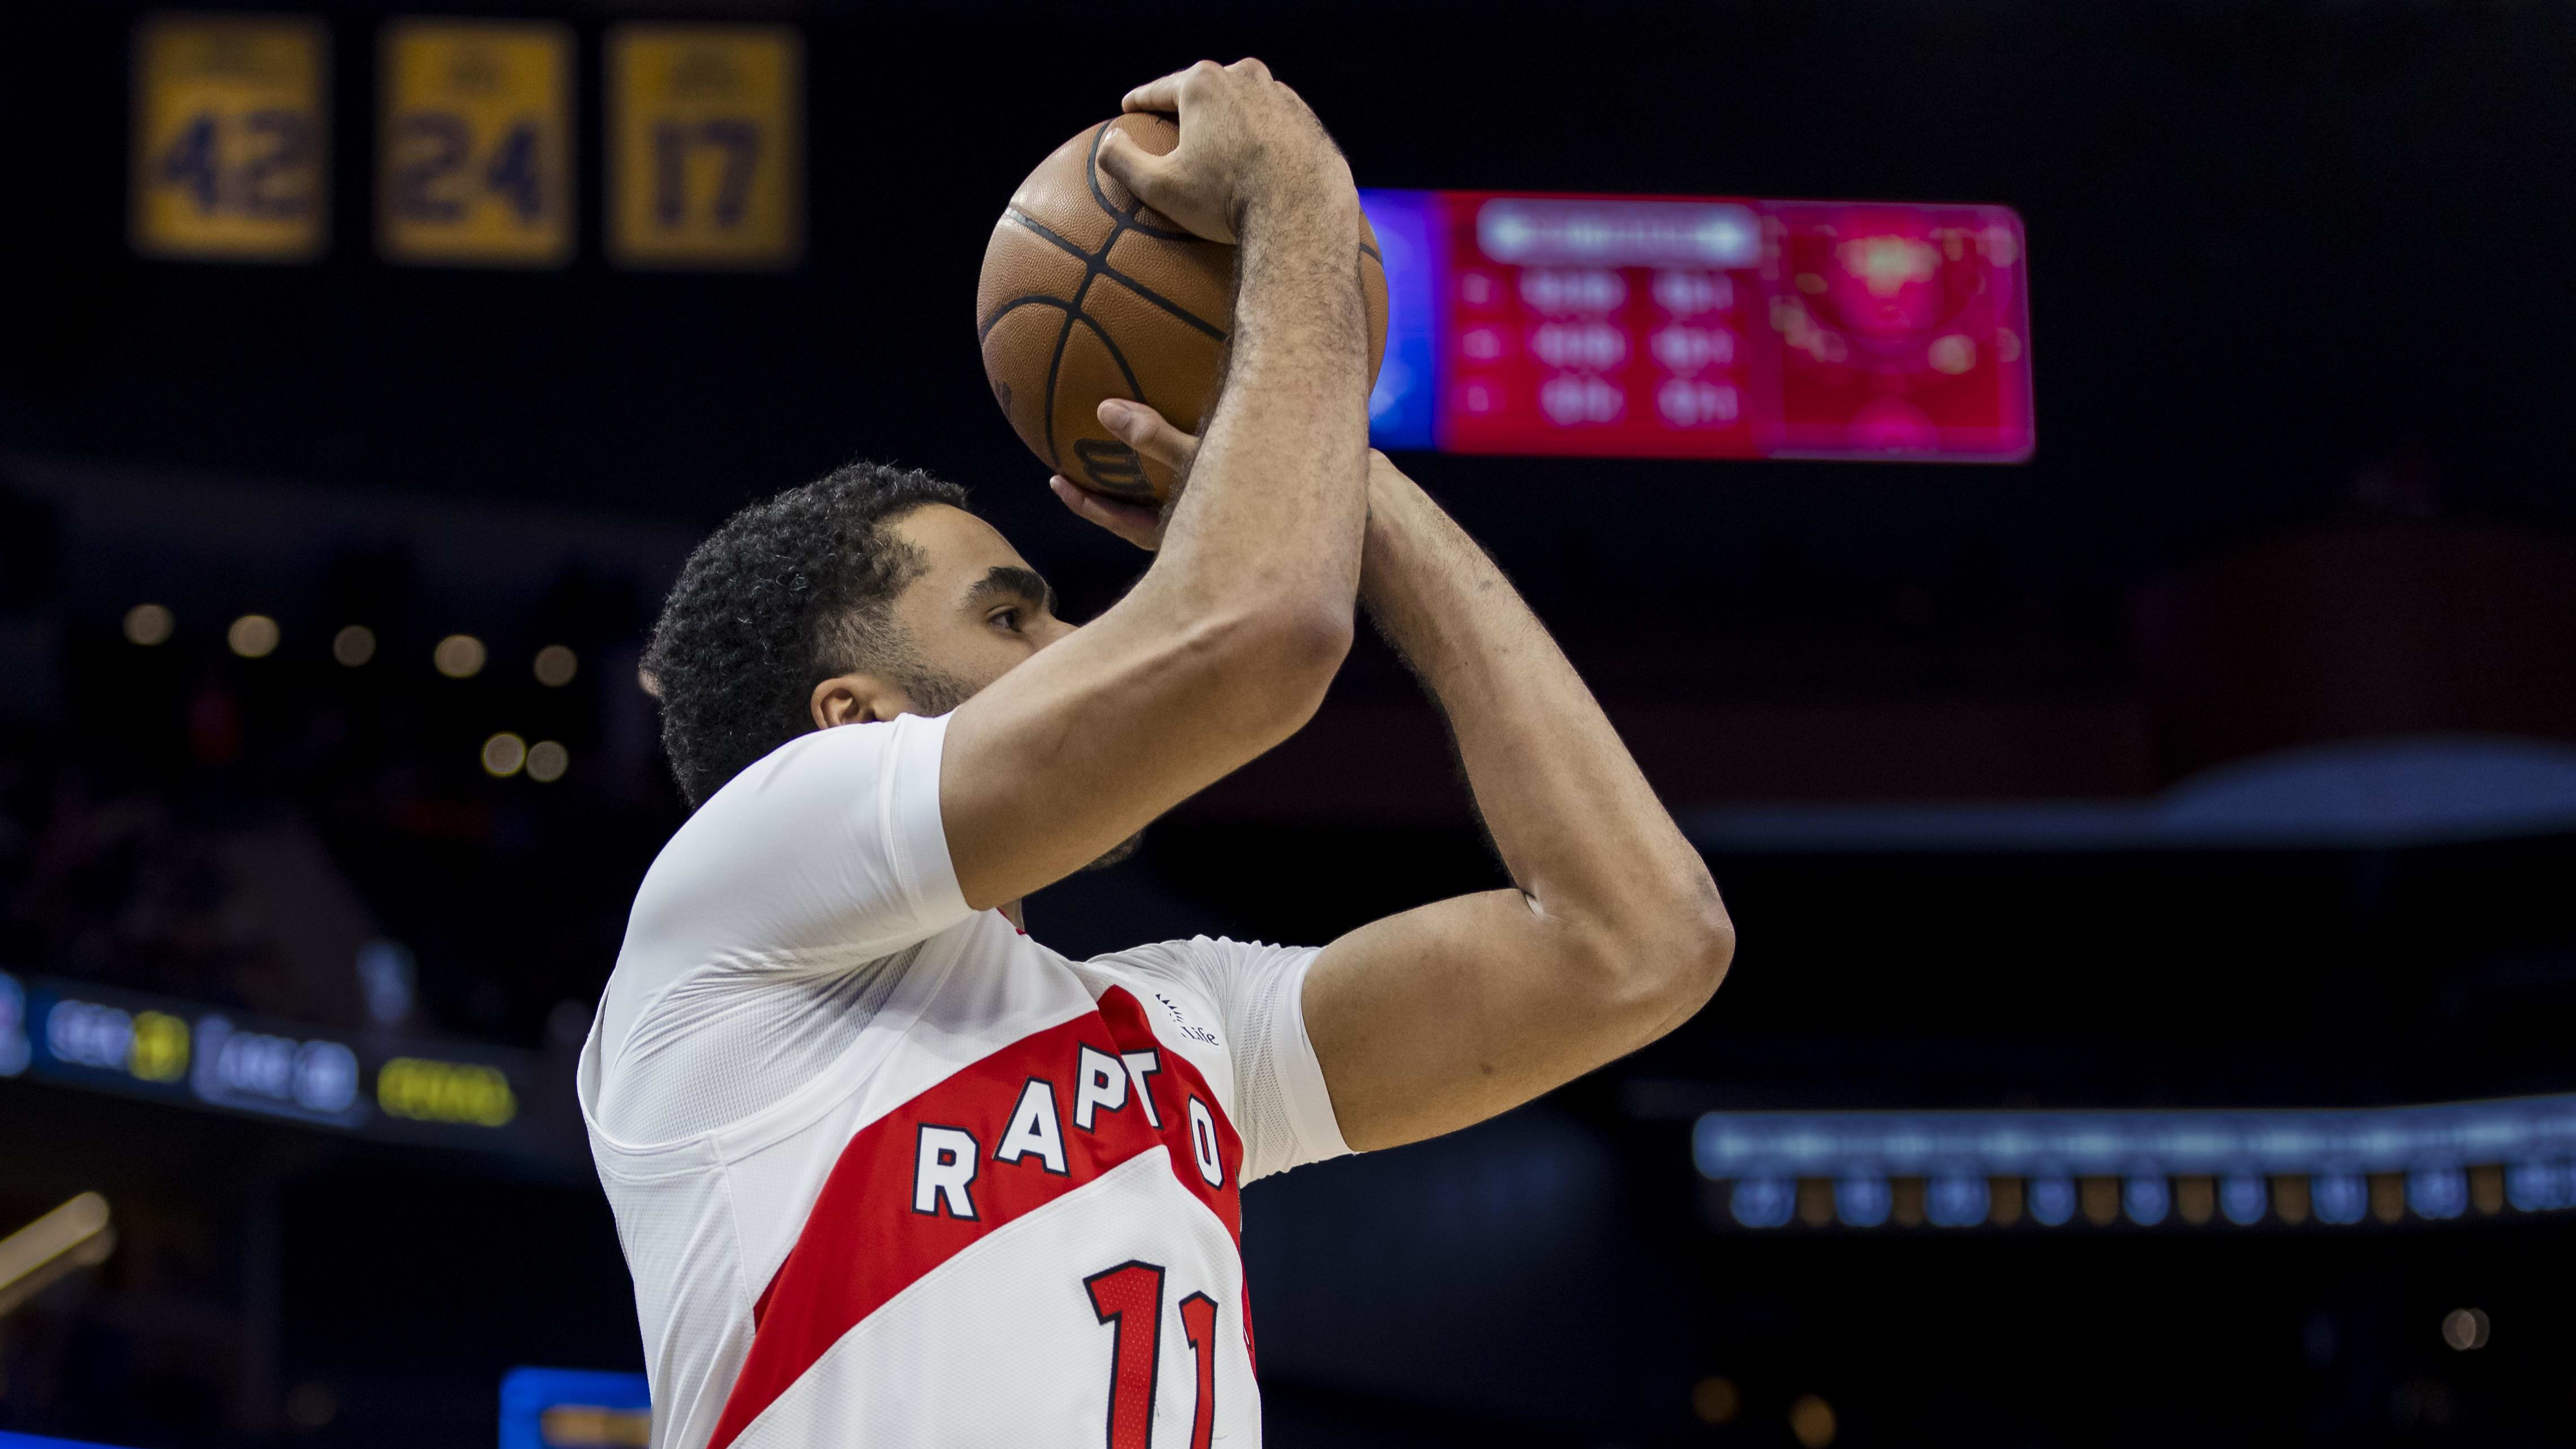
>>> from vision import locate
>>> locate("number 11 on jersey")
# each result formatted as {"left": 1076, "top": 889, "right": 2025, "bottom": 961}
{"left": 1084, "top": 1261, "right": 1216, "bottom": 1449}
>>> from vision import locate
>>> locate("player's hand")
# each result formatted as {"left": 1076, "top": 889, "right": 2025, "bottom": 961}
{"left": 1050, "top": 399, "right": 1200, "bottom": 551}
{"left": 1099, "top": 59, "right": 1354, "bottom": 244}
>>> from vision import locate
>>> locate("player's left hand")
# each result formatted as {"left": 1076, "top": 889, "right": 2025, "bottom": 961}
{"left": 1049, "top": 398, "right": 1199, "bottom": 551}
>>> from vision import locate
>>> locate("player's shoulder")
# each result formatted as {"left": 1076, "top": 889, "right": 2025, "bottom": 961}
{"left": 637, "top": 717, "right": 941, "bottom": 893}
{"left": 691, "top": 715, "right": 932, "bottom": 822}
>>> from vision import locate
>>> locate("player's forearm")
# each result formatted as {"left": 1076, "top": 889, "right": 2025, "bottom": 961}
{"left": 1361, "top": 465, "right": 1732, "bottom": 973}
{"left": 1150, "top": 177, "right": 1370, "bottom": 636}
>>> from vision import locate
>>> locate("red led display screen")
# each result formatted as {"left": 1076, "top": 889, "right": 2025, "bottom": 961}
{"left": 1360, "top": 191, "right": 2034, "bottom": 463}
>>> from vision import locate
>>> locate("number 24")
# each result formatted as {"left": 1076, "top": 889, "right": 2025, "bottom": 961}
{"left": 1085, "top": 1261, "right": 1218, "bottom": 1449}
{"left": 391, "top": 112, "right": 547, "bottom": 222}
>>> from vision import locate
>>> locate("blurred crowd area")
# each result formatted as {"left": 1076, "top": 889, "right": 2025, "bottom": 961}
{"left": 0, "top": 438, "right": 2145, "bottom": 1052}
{"left": 8, "top": 442, "right": 2576, "bottom": 1063}
{"left": 0, "top": 468, "right": 684, "bottom": 1047}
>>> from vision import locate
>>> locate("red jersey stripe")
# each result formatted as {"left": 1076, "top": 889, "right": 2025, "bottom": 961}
{"left": 706, "top": 988, "right": 1242, "bottom": 1449}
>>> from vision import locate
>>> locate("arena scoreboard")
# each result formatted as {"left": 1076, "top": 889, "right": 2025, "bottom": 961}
{"left": 1359, "top": 190, "right": 2033, "bottom": 462}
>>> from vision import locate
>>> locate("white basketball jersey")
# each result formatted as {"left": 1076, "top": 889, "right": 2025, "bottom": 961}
{"left": 576, "top": 714, "right": 1350, "bottom": 1449}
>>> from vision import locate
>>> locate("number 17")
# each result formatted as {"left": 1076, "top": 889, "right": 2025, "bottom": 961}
{"left": 650, "top": 118, "right": 759, "bottom": 229}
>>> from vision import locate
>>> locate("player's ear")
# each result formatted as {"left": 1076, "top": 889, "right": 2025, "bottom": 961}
{"left": 810, "top": 673, "right": 906, "bottom": 729}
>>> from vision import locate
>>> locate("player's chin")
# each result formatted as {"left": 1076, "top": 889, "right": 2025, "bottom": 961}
{"left": 1081, "top": 830, "right": 1145, "bottom": 872}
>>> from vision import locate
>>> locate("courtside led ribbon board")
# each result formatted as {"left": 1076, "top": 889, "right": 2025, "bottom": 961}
{"left": 1, "top": 969, "right": 537, "bottom": 1153}
{"left": 1359, "top": 190, "right": 2033, "bottom": 463}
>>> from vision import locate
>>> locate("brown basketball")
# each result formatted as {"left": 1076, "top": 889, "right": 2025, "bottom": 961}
{"left": 976, "top": 114, "right": 1389, "bottom": 504}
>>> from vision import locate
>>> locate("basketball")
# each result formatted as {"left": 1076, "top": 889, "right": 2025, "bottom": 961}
{"left": 977, "top": 114, "right": 1389, "bottom": 503}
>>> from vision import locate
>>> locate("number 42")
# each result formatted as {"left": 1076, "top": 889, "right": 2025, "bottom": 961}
{"left": 1084, "top": 1261, "right": 1219, "bottom": 1449}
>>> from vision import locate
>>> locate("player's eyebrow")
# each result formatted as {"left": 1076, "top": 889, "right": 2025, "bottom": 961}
{"left": 966, "top": 565, "right": 1055, "bottom": 616}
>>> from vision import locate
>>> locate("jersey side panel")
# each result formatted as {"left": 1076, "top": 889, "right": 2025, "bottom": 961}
{"left": 585, "top": 1136, "right": 742, "bottom": 1449}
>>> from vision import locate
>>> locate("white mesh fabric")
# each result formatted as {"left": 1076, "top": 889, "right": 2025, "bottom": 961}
{"left": 1228, "top": 945, "right": 1311, "bottom": 1185}
{"left": 1081, "top": 937, "right": 1348, "bottom": 1185}
{"left": 595, "top": 943, "right": 925, "bottom": 1144}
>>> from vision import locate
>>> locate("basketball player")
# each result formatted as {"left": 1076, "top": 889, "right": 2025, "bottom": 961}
{"left": 578, "top": 59, "right": 1733, "bottom": 1449}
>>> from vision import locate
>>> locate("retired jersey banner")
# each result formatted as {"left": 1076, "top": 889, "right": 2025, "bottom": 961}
{"left": 378, "top": 20, "right": 574, "bottom": 267}
{"left": 131, "top": 14, "right": 329, "bottom": 261}
{"left": 606, "top": 24, "right": 802, "bottom": 269}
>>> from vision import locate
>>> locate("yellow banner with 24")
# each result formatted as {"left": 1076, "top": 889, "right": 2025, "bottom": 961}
{"left": 378, "top": 20, "right": 575, "bottom": 266}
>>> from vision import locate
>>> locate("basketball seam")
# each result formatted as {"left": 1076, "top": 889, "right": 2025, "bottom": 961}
{"left": 1002, "top": 208, "right": 1227, "bottom": 343}
{"left": 1074, "top": 312, "right": 1146, "bottom": 418}
{"left": 1039, "top": 265, "right": 1093, "bottom": 473}
{"left": 1075, "top": 308, "right": 1155, "bottom": 497}
{"left": 976, "top": 293, "right": 1074, "bottom": 345}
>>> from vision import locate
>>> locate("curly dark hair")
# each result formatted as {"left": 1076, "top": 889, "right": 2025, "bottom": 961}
{"left": 645, "top": 462, "right": 972, "bottom": 807}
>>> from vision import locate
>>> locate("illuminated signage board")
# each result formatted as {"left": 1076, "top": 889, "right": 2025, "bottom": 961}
{"left": 1695, "top": 1094, "right": 2576, "bottom": 1230}
{"left": 0, "top": 972, "right": 27, "bottom": 1077}
{"left": 1358, "top": 189, "right": 2033, "bottom": 463}
{"left": 190, "top": 1013, "right": 366, "bottom": 1127}
{"left": 501, "top": 1368, "right": 651, "bottom": 1449}
{"left": 1, "top": 972, "right": 539, "bottom": 1154}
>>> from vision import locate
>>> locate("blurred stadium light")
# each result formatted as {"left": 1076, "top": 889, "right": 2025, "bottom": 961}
{"left": 0, "top": 1193, "right": 114, "bottom": 1320}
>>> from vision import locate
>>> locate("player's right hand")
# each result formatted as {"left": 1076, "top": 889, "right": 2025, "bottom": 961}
{"left": 1099, "top": 59, "right": 1354, "bottom": 244}
{"left": 1048, "top": 398, "right": 1200, "bottom": 552}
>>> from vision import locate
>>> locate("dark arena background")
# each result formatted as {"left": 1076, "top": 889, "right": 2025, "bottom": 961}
{"left": 7, "top": 2, "right": 2576, "bottom": 1446}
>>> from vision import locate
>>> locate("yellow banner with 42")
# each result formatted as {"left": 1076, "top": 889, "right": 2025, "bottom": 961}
{"left": 132, "top": 15, "right": 330, "bottom": 261}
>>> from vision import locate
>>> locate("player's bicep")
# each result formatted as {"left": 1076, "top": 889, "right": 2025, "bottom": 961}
{"left": 1302, "top": 889, "right": 1642, "bottom": 1152}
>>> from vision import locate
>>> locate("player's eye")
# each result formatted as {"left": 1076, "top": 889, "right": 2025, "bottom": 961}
{"left": 989, "top": 608, "right": 1022, "bottom": 632}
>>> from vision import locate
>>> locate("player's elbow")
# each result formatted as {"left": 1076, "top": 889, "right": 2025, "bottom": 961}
{"left": 1669, "top": 900, "right": 1737, "bottom": 1011}
{"left": 1568, "top": 884, "right": 1735, "bottom": 1045}
{"left": 1194, "top": 597, "right": 1352, "bottom": 732}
